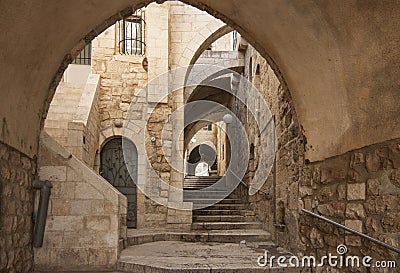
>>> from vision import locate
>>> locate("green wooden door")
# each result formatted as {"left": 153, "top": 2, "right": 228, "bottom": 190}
{"left": 100, "top": 137, "right": 138, "bottom": 228}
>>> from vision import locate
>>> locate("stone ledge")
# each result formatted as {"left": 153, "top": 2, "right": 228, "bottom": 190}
{"left": 124, "top": 229, "right": 271, "bottom": 248}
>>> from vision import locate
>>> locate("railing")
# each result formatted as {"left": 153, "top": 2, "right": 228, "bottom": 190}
{"left": 302, "top": 209, "right": 400, "bottom": 254}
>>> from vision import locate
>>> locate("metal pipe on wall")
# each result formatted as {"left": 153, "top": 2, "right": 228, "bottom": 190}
{"left": 33, "top": 180, "right": 52, "bottom": 248}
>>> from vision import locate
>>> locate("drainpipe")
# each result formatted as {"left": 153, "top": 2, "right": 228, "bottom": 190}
{"left": 33, "top": 180, "right": 52, "bottom": 247}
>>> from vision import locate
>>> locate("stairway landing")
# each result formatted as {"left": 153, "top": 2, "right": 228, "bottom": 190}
{"left": 118, "top": 240, "right": 300, "bottom": 273}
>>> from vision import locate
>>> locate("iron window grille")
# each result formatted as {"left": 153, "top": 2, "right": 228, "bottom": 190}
{"left": 203, "top": 124, "right": 212, "bottom": 131}
{"left": 72, "top": 43, "right": 92, "bottom": 65}
{"left": 232, "top": 30, "right": 238, "bottom": 51}
{"left": 118, "top": 9, "right": 146, "bottom": 55}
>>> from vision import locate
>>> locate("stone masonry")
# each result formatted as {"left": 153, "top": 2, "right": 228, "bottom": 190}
{"left": 35, "top": 132, "right": 127, "bottom": 271}
{"left": 0, "top": 143, "right": 36, "bottom": 273}
{"left": 237, "top": 44, "right": 400, "bottom": 270}
{"left": 300, "top": 139, "right": 400, "bottom": 269}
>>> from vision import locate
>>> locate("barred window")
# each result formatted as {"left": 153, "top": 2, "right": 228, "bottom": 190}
{"left": 203, "top": 124, "right": 213, "bottom": 131}
{"left": 72, "top": 43, "right": 91, "bottom": 65}
{"left": 118, "top": 9, "right": 146, "bottom": 55}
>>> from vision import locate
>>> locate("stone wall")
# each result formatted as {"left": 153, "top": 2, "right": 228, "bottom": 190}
{"left": 236, "top": 44, "right": 307, "bottom": 253}
{"left": 0, "top": 143, "right": 35, "bottom": 273}
{"left": 169, "top": 1, "right": 224, "bottom": 69}
{"left": 91, "top": 21, "right": 172, "bottom": 230}
{"left": 68, "top": 74, "right": 101, "bottom": 167}
{"left": 91, "top": 6, "right": 194, "bottom": 229}
{"left": 211, "top": 32, "right": 232, "bottom": 51}
{"left": 240, "top": 45, "right": 400, "bottom": 268}
{"left": 91, "top": 25, "right": 148, "bottom": 131}
{"left": 300, "top": 139, "right": 400, "bottom": 268}
{"left": 187, "top": 125, "right": 217, "bottom": 155}
{"left": 35, "top": 132, "right": 127, "bottom": 271}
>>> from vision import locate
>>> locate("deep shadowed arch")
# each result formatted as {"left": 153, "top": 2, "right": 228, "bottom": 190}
{"left": 187, "top": 143, "right": 217, "bottom": 175}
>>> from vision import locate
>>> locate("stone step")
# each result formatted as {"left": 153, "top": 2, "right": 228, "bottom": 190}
{"left": 191, "top": 202, "right": 245, "bottom": 210}
{"left": 183, "top": 191, "right": 233, "bottom": 196}
{"left": 184, "top": 179, "right": 220, "bottom": 182}
{"left": 192, "top": 221, "right": 263, "bottom": 230}
{"left": 124, "top": 229, "right": 271, "bottom": 247}
{"left": 185, "top": 175, "right": 222, "bottom": 179}
{"left": 206, "top": 203, "right": 248, "bottom": 210}
{"left": 184, "top": 181, "right": 223, "bottom": 185}
{"left": 193, "top": 209, "right": 250, "bottom": 216}
{"left": 184, "top": 181, "right": 221, "bottom": 184}
{"left": 184, "top": 195, "right": 238, "bottom": 202}
{"left": 183, "top": 185, "right": 220, "bottom": 189}
{"left": 193, "top": 215, "right": 246, "bottom": 222}
{"left": 184, "top": 198, "right": 244, "bottom": 204}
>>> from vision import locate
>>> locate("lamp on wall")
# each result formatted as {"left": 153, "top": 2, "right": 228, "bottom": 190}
{"left": 223, "top": 114, "right": 233, "bottom": 124}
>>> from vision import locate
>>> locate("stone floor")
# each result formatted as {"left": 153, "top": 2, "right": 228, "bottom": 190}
{"left": 117, "top": 240, "right": 298, "bottom": 272}
{"left": 36, "top": 233, "right": 304, "bottom": 273}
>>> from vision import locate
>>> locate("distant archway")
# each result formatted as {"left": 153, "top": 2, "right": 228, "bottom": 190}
{"left": 187, "top": 143, "right": 217, "bottom": 176}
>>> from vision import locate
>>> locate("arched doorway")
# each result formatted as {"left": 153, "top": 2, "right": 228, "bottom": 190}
{"left": 195, "top": 162, "right": 209, "bottom": 176}
{"left": 100, "top": 137, "right": 138, "bottom": 228}
{"left": 187, "top": 144, "right": 217, "bottom": 176}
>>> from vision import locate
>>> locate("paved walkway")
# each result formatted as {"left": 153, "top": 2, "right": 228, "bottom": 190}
{"left": 118, "top": 240, "right": 296, "bottom": 272}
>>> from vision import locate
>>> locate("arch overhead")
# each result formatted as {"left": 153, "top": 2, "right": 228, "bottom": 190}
{"left": 187, "top": 143, "right": 217, "bottom": 175}
{"left": 189, "top": 24, "right": 233, "bottom": 66}
{"left": 0, "top": 0, "right": 399, "bottom": 162}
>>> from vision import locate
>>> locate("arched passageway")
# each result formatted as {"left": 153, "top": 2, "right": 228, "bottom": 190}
{"left": 187, "top": 143, "right": 217, "bottom": 176}
{"left": 1, "top": 1, "right": 400, "bottom": 272}
{"left": 1, "top": 0, "right": 399, "bottom": 161}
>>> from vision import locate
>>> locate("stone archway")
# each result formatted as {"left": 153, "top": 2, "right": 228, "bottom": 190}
{"left": 187, "top": 143, "right": 217, "bottom": 176}
{"left": 1, "top": 1, "right": 400, "bottom": 272}
{"left": 2, "top": 1, "right": 399, "bottom": 163}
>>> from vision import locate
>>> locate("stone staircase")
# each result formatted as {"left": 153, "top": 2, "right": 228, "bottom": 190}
{"left": 116, "top": 176, "right": 299, "bottom": 272}
{"left": 186, "top": 176, "right": 264, "bottom": 234}
{"left": 44, "top": 82, "right": 85, "bottom": 140}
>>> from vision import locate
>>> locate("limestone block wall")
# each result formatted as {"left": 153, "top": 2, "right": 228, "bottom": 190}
{"left": 35, "top": 132, "right": 127, "bottom": 270}
{"left": 146, "top": 2, "right": 169, "bottom": 103}
{"left": 239, "top": 45, "right": 400, "bottom": 265}
{"left": 91, "top": 24, "right": 148, "bottom": 131}
{"left": 187, "top": 126, "right": 217, "bottom": 155}
{"left": 68, "top": 74, "right": 101, "bottom": 167}
{"left": 236, "top": 45, "right": 307, "bottom": 253}
{"left": 300, "top": 139, "right": 400, "bottom": 266}
{"left": 0, "top": 143, "right": 35, "bottom": 273}
{"left": 91, "top": 23, "right": 166, "bottom": 229}
{"left": 169, "top": 1, "right": 225, "bottom": 69}
{"left": 91, "top": 9, "right": 193, "bottom": 229}
{"left": 211, "top": 32, "right": 232, "bottom": 51}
